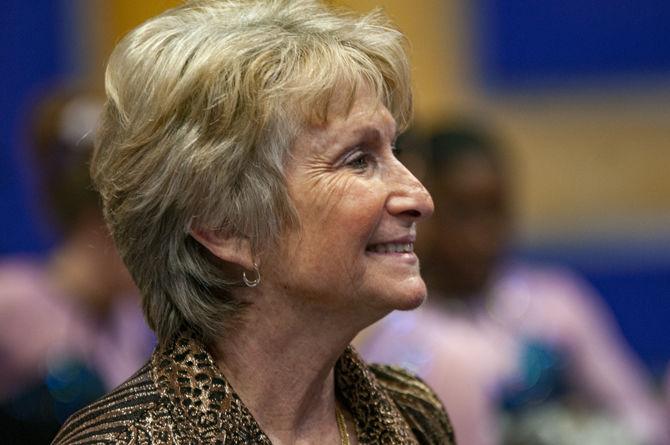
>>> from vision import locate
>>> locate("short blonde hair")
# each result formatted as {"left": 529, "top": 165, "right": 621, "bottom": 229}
{"left": 92, "top": 0, "right": 413, "bottom": 341}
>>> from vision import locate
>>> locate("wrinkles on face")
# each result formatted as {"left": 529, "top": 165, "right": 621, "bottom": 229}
{"left": 288, "top": 104, "right": 394, "bottom": 227}
{"left": 264, "top": 87, "right": 430, "bottom": 322}
{"left": 295, "top": 158, "right": 352, "bottom": 221}
{"left": 285, "top": 145, "right": 379, "bottom": 302}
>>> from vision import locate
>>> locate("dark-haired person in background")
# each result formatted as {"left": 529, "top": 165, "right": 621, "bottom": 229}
{"left": 358, "top": 123, "right": 669, "bottom": 445}
{"left": 0, "top": 88, "right": 154, "bottom": 443}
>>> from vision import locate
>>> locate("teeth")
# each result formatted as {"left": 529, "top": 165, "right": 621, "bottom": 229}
{"left": 369, "top": 242, "right": 413, "bottom": 253}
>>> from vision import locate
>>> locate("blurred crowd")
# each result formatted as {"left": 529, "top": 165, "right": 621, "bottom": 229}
{"left": 0, "top": 87, "right": 154, "bottom": 443}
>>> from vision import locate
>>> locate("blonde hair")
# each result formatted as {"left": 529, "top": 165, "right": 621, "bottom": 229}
{"left": 92, "top": 0, "right": 413, "bottom": 341}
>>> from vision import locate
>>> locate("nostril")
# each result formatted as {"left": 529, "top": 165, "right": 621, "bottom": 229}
{"left": 405, "top": 209, "right": 421, "bottom": 218}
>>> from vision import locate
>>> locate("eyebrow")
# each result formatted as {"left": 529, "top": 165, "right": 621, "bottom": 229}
{"left": 350, "top": 124, "right": 396, "bottom": 145}
{"left": 355, "top": 126, "right": 382, "bottom": 141}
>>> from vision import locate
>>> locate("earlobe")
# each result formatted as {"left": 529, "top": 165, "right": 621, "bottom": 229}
{"left": 189, "top": 226, "right": 255, "bottom": 271}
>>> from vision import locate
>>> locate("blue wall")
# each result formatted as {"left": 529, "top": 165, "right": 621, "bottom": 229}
{"left": 476, "top": 0, "right": 670, "bottom": 88}
{"left": 0, "top": 0, "right": 71, "bottom": 255}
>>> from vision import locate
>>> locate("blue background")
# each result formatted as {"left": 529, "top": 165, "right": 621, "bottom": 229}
{"left": 477, "top": 0, "right": 670, "bottom": 89}
{"left": 1, "top": 0, "right": 70, "bottom": 255}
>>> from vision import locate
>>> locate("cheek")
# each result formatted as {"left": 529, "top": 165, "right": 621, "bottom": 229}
{"left": 296, "top": 176, "right": 384, "bottom": 247}
{"left": 290, "top": 181, "right": 385, "bottom": 288}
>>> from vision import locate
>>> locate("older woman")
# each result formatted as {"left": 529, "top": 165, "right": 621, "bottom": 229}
{"left": 53, "top": 1, "right": 454, "bottom": 444}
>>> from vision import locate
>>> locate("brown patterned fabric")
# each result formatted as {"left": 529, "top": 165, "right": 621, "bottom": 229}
{"left": 53, "top": 328, "right": 455, "bottom": 444}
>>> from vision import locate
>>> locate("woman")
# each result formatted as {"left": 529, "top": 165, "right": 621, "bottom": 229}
{"left": 53, "top": 1, "right": 454, "bottom": 444}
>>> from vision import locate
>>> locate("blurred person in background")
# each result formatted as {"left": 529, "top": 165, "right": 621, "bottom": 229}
{"left": 358, "top": 122, "right": 669, "bottom": 445}
{"left": 0, "top": 87, "right": 154, "bottom": 443}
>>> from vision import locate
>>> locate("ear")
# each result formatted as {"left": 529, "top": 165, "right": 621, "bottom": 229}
{"left": 190, "top": 226, "right": 255, "bottom": 271}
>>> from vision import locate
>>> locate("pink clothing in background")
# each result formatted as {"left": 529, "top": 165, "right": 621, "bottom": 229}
{"left": 0, "top": 258, "right": 154, "bottom": 400}
{"left": 357, "top": 263, "right": 668, "bottom": 445}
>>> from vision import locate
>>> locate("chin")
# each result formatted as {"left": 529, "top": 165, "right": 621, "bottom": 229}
{"left": 361, "top": 289, "right": 425, "bottom": 328}
{"left": 360, "top": 275, "right": 427, "bottom": 318}
{"left": 388, "top": 279, "right": 427, "bottom": 311}
{"left": 396, "top": 291, "right": 426, "bottom": 311}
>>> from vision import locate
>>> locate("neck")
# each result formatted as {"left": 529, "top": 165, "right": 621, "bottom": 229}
{"left": 211, "top": 286, "right": 358, "bottom": 444}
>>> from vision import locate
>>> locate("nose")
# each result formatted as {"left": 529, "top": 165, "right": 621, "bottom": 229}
{"left": 386, "top": 160, "right": 434, "bottom": 222}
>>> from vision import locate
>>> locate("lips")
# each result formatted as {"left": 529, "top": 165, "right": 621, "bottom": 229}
{"left": 366, "top": 242, "right": 414, "bottom": 254}
{"left": 366, "top": 233, "right": 416, "bottom": 254}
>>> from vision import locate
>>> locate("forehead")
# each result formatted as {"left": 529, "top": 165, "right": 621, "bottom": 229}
{"left": 292, "top": 87, "right": 397, "bottom": 156}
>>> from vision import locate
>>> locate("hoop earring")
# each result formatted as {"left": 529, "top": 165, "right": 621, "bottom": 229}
{"left": 242, "top": 263, "right": 260, "bottom": 287}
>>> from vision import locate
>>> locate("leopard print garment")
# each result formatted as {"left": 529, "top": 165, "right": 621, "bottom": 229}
{"left": 53, "top": 328, "right": 455, "bottom": 444}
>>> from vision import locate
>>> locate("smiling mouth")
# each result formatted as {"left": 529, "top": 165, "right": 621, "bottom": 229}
{"left": 366, "top": 242, "right": 414, "bottom": 254}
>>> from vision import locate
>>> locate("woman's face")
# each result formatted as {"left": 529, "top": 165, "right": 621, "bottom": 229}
{"left": 262, "top": 87, "right": 433, "bottom": 324}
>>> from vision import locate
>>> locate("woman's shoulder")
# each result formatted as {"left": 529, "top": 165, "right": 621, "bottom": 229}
{"left": 369, "top": 363, "right": 457, "bottom": 445}
{"left": 52, "top": 362, "right": 163, "bottom": 445}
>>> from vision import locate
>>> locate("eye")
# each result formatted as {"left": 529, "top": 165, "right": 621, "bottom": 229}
{"left": 391, "top": 145, "right": 403, "bottom": 159}
{"left": 345, "top": 152, "right": 371, "bottom": 170}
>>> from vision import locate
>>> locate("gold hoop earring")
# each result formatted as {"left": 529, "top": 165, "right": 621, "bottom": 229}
{"left": 242, "top": 263, "right": 260, "bottom": 287}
